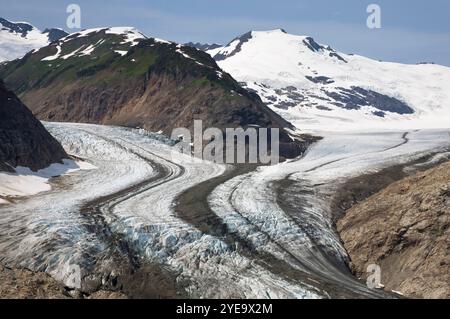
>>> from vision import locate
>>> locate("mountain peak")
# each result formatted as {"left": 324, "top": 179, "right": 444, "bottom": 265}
{"left": 208, "top": 28, "right": 450, "bottom": 131}
{"left": 68, "top": 26, "right": 145, "bottom": 38}
{"left": 208, "top": 29, "right": 330, "bottom": 62}
{"left": 34, "top": 26, "right": 153, "bottom": 63}
{"left": 206, "top": 28, "right": 348, "bottom": 65}
{"left": 258, "top": 28, "right": 287, "bottom": 34}
{"left": 0, "top": 17, "right": 35, "bottom": 38}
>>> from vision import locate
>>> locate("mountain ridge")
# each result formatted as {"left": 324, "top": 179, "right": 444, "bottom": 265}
{"left": 0, "top": 27, "right": 305, "bottom": 159}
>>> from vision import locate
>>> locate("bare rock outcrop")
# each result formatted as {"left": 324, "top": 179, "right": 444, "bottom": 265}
{"left": 0, "top": 265, "right": 69, "bottom": 299}
{"left": 0, "top": 80, "right": 67, "bottom": 172}
{"left": 0, "top": 264, "right": 128, "bottom": 299}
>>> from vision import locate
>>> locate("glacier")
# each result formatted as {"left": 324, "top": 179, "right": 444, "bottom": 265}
{"left": 0, "top": 122, "right": 448, "bottom": 298}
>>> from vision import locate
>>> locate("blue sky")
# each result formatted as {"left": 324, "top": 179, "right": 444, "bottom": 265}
{"left": 1, "top": 0, "right": 450, "bottom": 65}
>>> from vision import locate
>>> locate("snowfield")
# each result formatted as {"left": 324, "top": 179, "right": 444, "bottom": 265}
{"left": 209, "top": 29, "right": 450, "bottom": 131}
{"left": 1, "top": 122, "right": 448, "bottom": 298}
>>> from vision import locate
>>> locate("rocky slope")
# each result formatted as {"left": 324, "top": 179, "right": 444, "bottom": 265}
{"left": 0, "top": 17, "right": 68, "bottom": 62}
{"left": 337, "top": 160, "right": 450, "bottom": 298}
{"left": 0, "top": 80, "right": 67, "bottom": 172}
{"left": 0, "top": 27, "right": 304, "bottom": 158}
{"left": 205, "top": 29, "right": 450, "bottom": 131}
{"left": 0, "top": 264, "right": 69, "bottom": 299}
{"left": 0, "top": 264, "right": 127, "bottom": 299}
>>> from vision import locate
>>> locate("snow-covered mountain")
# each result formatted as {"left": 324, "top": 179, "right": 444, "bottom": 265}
{"left": 0, "top": 18, "right": 68, "bottom": 62}
{"left": 207, "top": 29, "right": 450, "bottom": 131}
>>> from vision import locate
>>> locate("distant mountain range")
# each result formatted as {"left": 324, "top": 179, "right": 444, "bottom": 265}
{"left": 203, "top": 29, "right": 450, "bottom": 130}
{"left": 0, "top": 18, "right": 68, "bottom": 62}
{"left": 184, "top": 42, "right": 222, "bottom": 52}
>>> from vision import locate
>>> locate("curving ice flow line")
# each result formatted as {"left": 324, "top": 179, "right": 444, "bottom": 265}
{"left": 0, "top": 123, "right": 319, "bottom": 298}
{"left": 0, "top": 123, "right": 157, "bottom": 286}
{"left": 207, "top": 130, "right": 450, "bottom": 298}
{"left": 90, "top": 126, "right": 322, "bottom": 298}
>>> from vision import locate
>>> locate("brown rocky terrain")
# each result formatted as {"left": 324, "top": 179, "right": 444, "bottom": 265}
{"left": 337, "top": 160, "right": 450, "bottom": 298}
{"left": 0, "top": 80, "right": 67, "bottom": 172}
{"left": 0, "top": 264, "right": 69, "bottom": 299}
{"left": 0, "top": 264, "right": 127, "bottom": 299}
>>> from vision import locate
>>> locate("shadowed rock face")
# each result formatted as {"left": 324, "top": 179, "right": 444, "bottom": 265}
{"left": 337, "top": 160, "right": 450, "bottom": 299}
{"left": 43, "top": 28, "right": 69, "bottom": 42}
{"left": 325, "top": 86, "right": 414, "bottom": 115}
{"left": 0, "top": 18, "right": 33, "bottom": 37}
{"left": 302, "top": 37, "right": 323, "bottom": 52}
{"left": 305, "top": 76, "right": 335, "bottom": 85}
{"left": 0, "top": 81, "right": 67, "bottom": 172}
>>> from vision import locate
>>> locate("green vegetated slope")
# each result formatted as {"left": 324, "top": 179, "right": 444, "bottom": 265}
{"left": 0, "top": 27, "right": 304, "bottom": 158}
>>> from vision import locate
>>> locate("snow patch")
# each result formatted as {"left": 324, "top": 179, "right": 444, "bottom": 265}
{"left": 114, "top": 50, "right": 128, "bottom": 56}
{"left": 60, "top": 46, "right": 84, "bottom": 59}
{"left": 154, "top": 37, "right": 171, "bottom": 44}
{"left": 0, "top": 159, "right": 96, "bottom": 198}
{"left": 106, "top": 27, "right": 146, "bottom": 46}
{"left": 78, "top": 39, "right": 105, "bottom": 56}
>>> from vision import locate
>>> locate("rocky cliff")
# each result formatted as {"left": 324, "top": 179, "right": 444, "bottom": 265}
{"left": 0, "top": 80, "right": 67, "bottom": 172}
